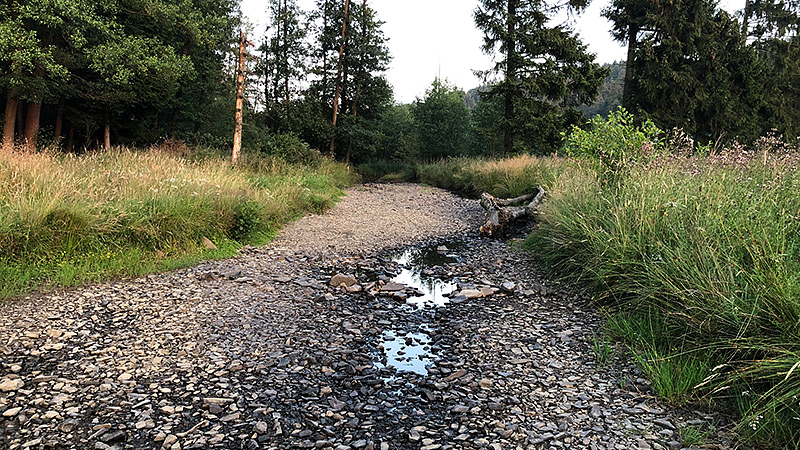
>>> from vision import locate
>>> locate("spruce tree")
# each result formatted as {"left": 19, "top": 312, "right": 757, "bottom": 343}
{"left": 474, "top": 0, "right": 607, "bottom": 154}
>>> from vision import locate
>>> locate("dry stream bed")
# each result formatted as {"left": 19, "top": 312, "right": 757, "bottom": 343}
{"left": 0, "top": 184, "right": 735, "bottom": 449}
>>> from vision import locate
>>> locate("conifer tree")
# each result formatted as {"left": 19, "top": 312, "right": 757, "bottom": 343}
{"left": 474, "top": 0, "right": 607, "bottom": 154}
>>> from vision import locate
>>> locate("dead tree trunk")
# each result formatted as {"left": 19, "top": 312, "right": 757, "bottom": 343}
{"left": 329, "top": 0, "right": 351, "bottom": 158}
{"left": 479, "top": 187, "right": 545, "bottom": 237}
{"left": 232, "top": 30, "right": 248, "bottom": 165}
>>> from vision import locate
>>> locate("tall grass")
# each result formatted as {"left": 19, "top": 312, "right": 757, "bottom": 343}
{"left": 0, "top": 146, "right": 355, "bottom": 298}
{"left": 416, "top": 129, "right": 800, "bottom": 447}
{"left": 528, "top": 135, "right": 800, "bottom": 448}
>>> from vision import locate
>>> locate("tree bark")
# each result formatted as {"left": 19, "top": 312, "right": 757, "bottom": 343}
{"left": 54, "top": 98, "right": 65, "bottom": 143}
{"left": 23, "top": 101, "right": 42, "bottom": 151}
{"left": 16, "top": 101, "right": 24, "bottom": 139}
{"left": 329, "top": 0, "right": 351, "bottom": 158}
{"left": 104, "top": 121, "right": 111, "bottom": 150}
{"left": 232, "top": 30, "right": 248, "bottom": 164}
{"left": 623, "top": 24, "right": 638, "bottom": 110}
{"left": 66, "top": 123, "right": 74, "bottom": 153}
{"left": 2, "top": 93, "right": 18, "bottom": 153}
{"left": 503, "top": 0, "right": 517, "bottom": 155}
{"left": 741, "top": 0, "right": 751, "bottom": 42}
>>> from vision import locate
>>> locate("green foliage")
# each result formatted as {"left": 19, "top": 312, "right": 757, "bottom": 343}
{"left": 579, "top": 61, "right": 624, "bottom": 119}
{"left": 563, "top": 108, "right": 664, "bottom": 174}
{"left": 412, "top": 78, "right": 470, "bottom": 160}
{"left": 529, "top": 137, "right": 800, "bottom": 447}
{"left": 356, "top": 160, "right": 417, "bottom": 183}
{"left": 679, "top": 424, "right": 715, "bottom": 447}
{"left": 590, "top": 333, "right": 614, "bottom": 366}
{"left": 474, "top": 0, "right": 607, "bottom": 154}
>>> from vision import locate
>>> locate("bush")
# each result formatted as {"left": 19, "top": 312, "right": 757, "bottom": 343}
{"left": 562, "top": 107, "right": 664, "bottom": 175}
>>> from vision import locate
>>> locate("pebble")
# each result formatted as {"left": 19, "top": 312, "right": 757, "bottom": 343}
{"left": 0, "top": 184, "right": 733, "bottom": 450}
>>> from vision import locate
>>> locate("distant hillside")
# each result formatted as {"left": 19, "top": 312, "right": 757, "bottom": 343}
{"left": 580, "top": 61, "right": 625, "bottom": 119}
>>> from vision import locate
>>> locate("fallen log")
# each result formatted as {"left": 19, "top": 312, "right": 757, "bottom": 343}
{"left": 479, "top": 186, "right": 546, "bottom": 237}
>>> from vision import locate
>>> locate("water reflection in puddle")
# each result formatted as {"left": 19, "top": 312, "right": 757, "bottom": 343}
{"left": 375, "top": 242, "right": 464, "bottom": 376}
{"left": 390, "top": 244, "right": 461, "bottom": 308}
{"left": 377, "top": 330, "right": 433, "bottom": 376}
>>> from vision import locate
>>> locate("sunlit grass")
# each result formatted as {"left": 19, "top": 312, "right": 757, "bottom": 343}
{"left": 0, "top": 146, "right": 355, "bottom": 298}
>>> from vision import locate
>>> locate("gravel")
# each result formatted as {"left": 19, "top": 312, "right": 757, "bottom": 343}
{"left": 0, "top": 183, "right": 736, "bottom": 449}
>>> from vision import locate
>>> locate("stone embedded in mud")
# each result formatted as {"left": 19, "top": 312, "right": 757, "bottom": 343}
{"left": 501, "top": 281, "right": 516, "bottom": 293}
{"left": 330, "top": 273, "right": 358, "bottom": 287}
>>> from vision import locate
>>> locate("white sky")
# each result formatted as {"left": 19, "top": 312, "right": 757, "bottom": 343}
{"left": 240, "top": 0, "right": 743, "bottom": 103}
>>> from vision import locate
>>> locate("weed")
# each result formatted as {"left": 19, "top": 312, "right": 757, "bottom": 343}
{"left": 0, "top": 147, "right": 354, "bottom": 299}
{"left": 679, "top": 423, "right": 714, "bottom": 447}
{"left": 590, "top": 333, "right": 614, "bottom": 366}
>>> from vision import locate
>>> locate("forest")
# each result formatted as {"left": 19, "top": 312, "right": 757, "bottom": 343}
{"left": 2, "top": 0, "right": 800, "bottom": 448}
{"left": 2, "top": 0, "right": 797, "bottom": 162}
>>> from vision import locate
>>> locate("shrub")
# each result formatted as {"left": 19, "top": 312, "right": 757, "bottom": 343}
{"left": 562, "top": 107, "right": 664, "bottom": 175}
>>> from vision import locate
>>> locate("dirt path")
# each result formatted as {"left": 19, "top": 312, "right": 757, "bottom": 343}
{"left": 0, "top": 183, "right": 733, "bottom": 450}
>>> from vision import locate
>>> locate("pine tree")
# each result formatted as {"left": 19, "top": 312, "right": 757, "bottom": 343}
{"left": 474, "top": 0, "right": 607, "bottom": 154}
{"left": 307, "top": 0, "right": 390, "bottom": 159}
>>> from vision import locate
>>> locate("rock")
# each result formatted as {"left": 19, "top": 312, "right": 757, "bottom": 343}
{"left": 0, "top": 378, "right": 24, "bottom": 391}
{"left": 500, "top": 281, "right": 516, "bottom": 292}
{"left": 380, "top": 282, "right": 405, "bottom": 292}
{"left": 330, "top": 273, "right": 358, "bottom": 287}
{"left": 201, "top": 236, "right": 218, "bottom": 250}
{"left": 254, "top": 422, "right": 269, "bottom": 434}
{"left": 654, "top": 418, "right": 676, "bottom": 430}
{"left": 3, "top": 406, "right": 22, "bottom": 417}
{"left": 458, "top": 289, "right": 483, "bottom": 299}
{"left": 478, "top": 378, "right": 494, "bottom": 389}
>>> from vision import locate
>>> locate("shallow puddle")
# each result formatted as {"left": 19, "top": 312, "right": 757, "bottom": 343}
{"left": 375, "top": 242, "right": 464, "bottom": 377}
{"left": 390, "top": 242, "right": 462, "bottom": 308}
{"left": 377, "top": 330, "right": 434, "bottom": 376}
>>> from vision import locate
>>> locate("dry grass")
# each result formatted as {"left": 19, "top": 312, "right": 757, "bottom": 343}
{"left": 0, "top": 146, "right": 354, "bottom": 297}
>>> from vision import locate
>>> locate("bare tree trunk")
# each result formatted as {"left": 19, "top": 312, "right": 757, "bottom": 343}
{"left": 54, "top": 98, "right": 65, "bottom": 143}
{"left": 322, "top": 0, "right": 329, "bottom": 90}
{"left": 232, "top": 30, "right": 248, "bottom": 165}
{"left": 329, "top": 0, "right": 351, "bottom": 158}
{"left": 2, "top": 93, "right": 18, "bottom": 153}
{"left": 16, "top": 101, "right": 24, "bottom": 139}
{"left": 503, "top": 0, "right": 517, "bottom": 155}
{"left": 104, "top": 121, "right": 111, "bottom": 150}
{"left": 23, "top": 101, "right": 42, "bottom": 151}
{"left": 66, "top": 123, "right": 74, "bottom": 153}
{"left": 622, "top": 24, "right": 638, "bottom": 110}
{"left": 284, "top": 0, "right": 290, "bottom": 108}
{"left": 742, "top": 0, "right": 751, "bottom": 41}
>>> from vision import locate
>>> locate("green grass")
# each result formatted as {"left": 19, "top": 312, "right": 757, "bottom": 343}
{"left": 0, "top": 146, "right": 355, "bottom": 299}
{"left": 680, "top": 423, "right": 715, "bottom": 447}
{"left": 414, "top": 131, "right": 800, "bottom": 448}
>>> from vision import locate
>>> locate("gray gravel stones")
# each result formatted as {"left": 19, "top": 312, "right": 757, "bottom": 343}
{"left": 0, "top": 184, "right": 736, "bottom": 450}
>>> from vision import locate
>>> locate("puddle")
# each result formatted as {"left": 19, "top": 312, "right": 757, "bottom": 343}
{"left": 390, "top": 242, "right": 462, "bottom": 308}
{"left": 377, "top": 330, "right": 434, "bottom": 376}
{"left": 374, "top": 241, "right": 465, "bottom": 377}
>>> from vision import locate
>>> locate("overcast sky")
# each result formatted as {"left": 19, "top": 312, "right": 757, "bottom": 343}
{"left": 239, "top": 0, "right": 742, "bottom": 103}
